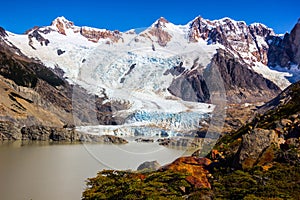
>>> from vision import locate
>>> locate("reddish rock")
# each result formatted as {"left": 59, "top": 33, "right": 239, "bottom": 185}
{"left": 51, "top": 17, "right": 74, "bottom": 35}
{"left": 80, "top": 28, "right": 122, "bottom": 43}
{"left": 160, "top": 156, "right": 212, "bottom": 188}
{"left": 147, "top": 17, "right": 172, "bottom": 47}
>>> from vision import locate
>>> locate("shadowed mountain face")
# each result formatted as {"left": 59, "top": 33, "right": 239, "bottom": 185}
{"left": 168, "top": 49, "right": 281, "bottom": 103}
{"left": 268, "top": 19, "right": 300, "bottom": 68}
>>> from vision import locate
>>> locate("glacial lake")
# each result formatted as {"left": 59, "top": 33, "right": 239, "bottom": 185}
{"left": 0, "top": 140, "right": 194, "bottom": 200}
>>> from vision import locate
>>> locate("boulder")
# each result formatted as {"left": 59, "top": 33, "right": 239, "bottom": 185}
{"left": 236, "top": 128, "right": 278, "bottom": 169}
{"left": 280, "top": 118, "right": 292, "bottom": 127}
{"left": 137, "top": 161, "right": 161, "bottom": 171}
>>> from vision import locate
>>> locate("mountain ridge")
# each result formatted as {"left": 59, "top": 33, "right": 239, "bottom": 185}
{"left": 1, "top": 16, "right": 296, "bottom": 84}
{"left": 1, "top": 15, "right": 300, "bottom": 140}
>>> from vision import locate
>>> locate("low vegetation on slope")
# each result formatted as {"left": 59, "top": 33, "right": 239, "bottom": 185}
{"left": 208, "top": 81, "right": 300, "bottom": 199}
{"left": 82, "top": 157, "right": 213, "bottom": 199}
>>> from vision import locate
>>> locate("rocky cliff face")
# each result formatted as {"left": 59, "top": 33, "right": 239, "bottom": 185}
{"left": 210, "top": 49, "right": 280, "bottom": 102}
{"left": 188, "top": 17, "right": 300, "bottom": 72}
{"left": 268, "top": 19, "right": 300, "bottom": 68}
{"left": 80, "top": 28, "right": 122, "bottom": 43}
{"left": 188, "top": 17, "right": 273, "bottom": 65}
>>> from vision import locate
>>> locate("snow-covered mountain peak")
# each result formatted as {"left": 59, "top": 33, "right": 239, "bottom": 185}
{"left": 51, "top": 16, "right": 74, "bottom": 27}
{"left": 149, "top": 16, "right": 187, "bottom": 33}
{"left": 6, "top": 15, "right": 298, "bottom": 95}
{"left": 135, "top": 17, "right": 189, "bottom": 47}
{"left": 50, "top": 16, "right": 76, "bottom": 35}
{"left": 249, "top": 22, "right": 275, "bottom": 36}
{"left": 214, "top": 17, "right": 246, "bottom": 26}
{"left": 152, "top": 17, "right": 169, "bottom": 26}
{"left": 152, "top": 17, "right": 169, "bottom": 28}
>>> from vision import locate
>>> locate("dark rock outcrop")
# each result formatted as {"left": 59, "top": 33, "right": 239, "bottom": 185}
{"left": 290, "top": 20, "right": 300, "bottom": 64}
{"left": 0, "top": 27, "right": 7, "bottom": 37}
{"left": 135, "top": 138, "right": 154, "bottom": 143}
{"left": 164, "top": 62, "right": 186, "bottom": 76}
{"left": 28, "top": 29, "right": 50, "bottom": 49}
{"left": 168, "top": 66, "right": 210, "bottom": 102}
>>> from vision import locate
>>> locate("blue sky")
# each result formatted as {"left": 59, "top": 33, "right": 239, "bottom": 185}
{"left": 0, "top": 0, "right": 299, "bottom": 34}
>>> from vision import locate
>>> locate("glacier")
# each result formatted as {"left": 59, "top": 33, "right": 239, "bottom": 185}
{"left": 76, "top": 111, "right": 210, "bottom": 138}
{"left": 5, "top": 16, "right": 228, "bottom": 142}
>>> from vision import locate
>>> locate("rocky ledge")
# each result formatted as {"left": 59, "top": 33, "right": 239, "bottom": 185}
{"left": 0, "top": 121, "right": 127, "bottom": 144}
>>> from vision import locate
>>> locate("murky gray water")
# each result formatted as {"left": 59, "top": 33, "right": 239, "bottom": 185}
{"left": 0, "top": 141, "right": 192, "bottom": 200}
